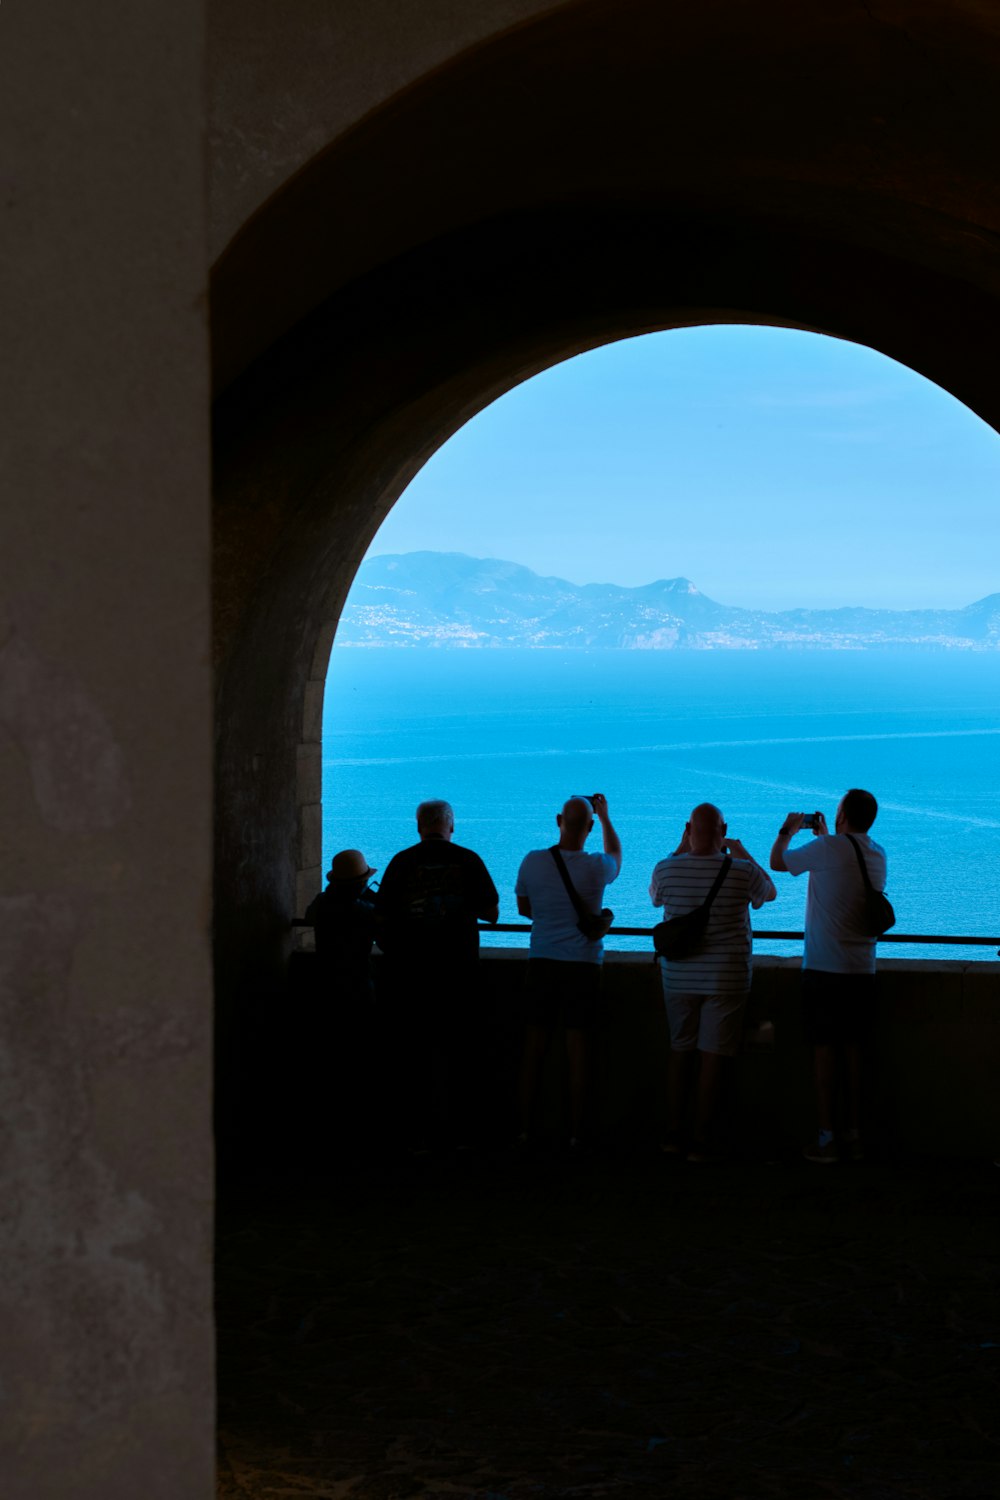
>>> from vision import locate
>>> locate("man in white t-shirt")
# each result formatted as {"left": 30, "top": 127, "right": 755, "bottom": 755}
{"left": 770, "top": 788, "right": 888, "bottom": 1164}
{"left": 650, "top": 803, "right": 776, "bottom": 1161}
{"left": 514, "top": 793, "right": 621, "bottom": 1148}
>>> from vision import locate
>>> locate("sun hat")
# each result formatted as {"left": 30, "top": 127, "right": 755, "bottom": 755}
{"left": 327, "top": 848, "right": 377, "bottom": 883}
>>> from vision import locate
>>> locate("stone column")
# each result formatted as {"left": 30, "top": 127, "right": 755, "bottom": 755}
{"left": 0, "top": 1, "right": 214, "bottom": 1495}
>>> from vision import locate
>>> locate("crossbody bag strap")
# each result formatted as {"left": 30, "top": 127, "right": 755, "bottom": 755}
{"left": 702, "top": 855, "right": 732, "bottom": 909}
{"left": 549, "top": 846, "right": 590, "bottom": 922}
{"left": 844, "top": 834, "right": 875, "bottom": 891}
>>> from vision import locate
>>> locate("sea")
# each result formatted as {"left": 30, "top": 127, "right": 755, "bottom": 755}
{"left": 322, "top": 649, "right": 1000, "bottom": 961}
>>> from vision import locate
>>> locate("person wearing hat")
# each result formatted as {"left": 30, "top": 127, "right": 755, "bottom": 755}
{"left": 305, "top": 848, "right": 379, "bottom": 1003}
{"left": 298, "top": 850, "right": 380, "bottom": 1151}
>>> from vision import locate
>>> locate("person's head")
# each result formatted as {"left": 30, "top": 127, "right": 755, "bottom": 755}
{"left": 416, "top": 799, "right": 455, "bottom": 840}
{"left": 557, "top": 795, "right": 595, "bottom": 850}
{"left": 327, "top": 848, "right": 377, "bottom": 887}
{"left": 687, "top": 802, "right": 726, "bottom": 856}
{"left": 836, "top": 788, "right": 878, "bottom": 834}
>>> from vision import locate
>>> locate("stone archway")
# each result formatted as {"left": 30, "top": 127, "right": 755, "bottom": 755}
{"left": 209, "top": 0, "right": 1000, "bottom": 1152}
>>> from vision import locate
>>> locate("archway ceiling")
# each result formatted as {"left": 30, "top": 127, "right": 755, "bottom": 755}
{"left": 211, "top": 201, "right": 1000, "bottom": 683}
{"left": 211, "top": 0, "right": 1000, "bottom": 396}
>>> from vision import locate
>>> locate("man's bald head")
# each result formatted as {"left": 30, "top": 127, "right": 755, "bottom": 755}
{"left": 557, "top": 796, "right": 595, "bottom": 850}
{"left": 561, "top": 795, "right": 593, "bottom": 828}
{"left": 688, "top": 802, "right": 726, "bottom": 855}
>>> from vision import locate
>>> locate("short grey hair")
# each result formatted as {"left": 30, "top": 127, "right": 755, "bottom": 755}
{"left": 416, "top": 799, "right": 454, "bottom": 831}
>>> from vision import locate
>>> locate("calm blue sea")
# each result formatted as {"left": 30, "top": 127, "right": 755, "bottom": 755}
{"left": 322, "top": 650, "right": 1000, "bottom": 961}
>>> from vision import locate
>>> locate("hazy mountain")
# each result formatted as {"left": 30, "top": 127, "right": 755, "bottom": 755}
{"left": 338, "top": 552, "right": 1000, "bottom": 651}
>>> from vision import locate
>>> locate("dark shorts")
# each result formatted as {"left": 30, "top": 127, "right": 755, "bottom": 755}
{"left": 526, "top": 958, "right": 604, "bottom": 1032}
{"left": 801, "top": 968, "right": 877, "bottom": 1046}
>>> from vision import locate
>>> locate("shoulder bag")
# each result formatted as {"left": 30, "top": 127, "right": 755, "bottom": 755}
{"left": 549, "top": 847, "right": 614, "bottom": 942}
{"left": 844, "top": 834, "right": 895, "bottom": 936}
{"left": 652, "top": 856, "right": 732, "bottom": 961}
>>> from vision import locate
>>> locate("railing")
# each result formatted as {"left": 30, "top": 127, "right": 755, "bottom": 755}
{"left": 478, "top": 922, "right": 1000, "bottom": 953}
{"left": 293, "top": 918, "right": 1000, "bottom": 953}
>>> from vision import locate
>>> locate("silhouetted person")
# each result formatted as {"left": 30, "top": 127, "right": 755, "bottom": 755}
{"left": 305, "top": 848, "right": 378, "bottom": 1001}
{"left": 770, "top": 788, "right": 887, "bottom": 1163}
{"left": 302, "top": 848, "right": 379, "bottom": 1149}
{"left": 375, "top": 800, "right": 499, "bottom": 1150}
{"left": 515, "top": 793, "right": 622, "bottom": 1150}
{"left": 651, "top": 803, "right": 775, "bottom": 1161}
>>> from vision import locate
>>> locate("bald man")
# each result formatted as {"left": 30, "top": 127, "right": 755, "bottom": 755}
{"left": 770, "top": 789, "right": 888, "bottom": 1163}
{"left": 514, "top": 793, "right": 622, "bottom": 1149}
{"left": 650, "top": 803, "right": 775, "bottom": 1161}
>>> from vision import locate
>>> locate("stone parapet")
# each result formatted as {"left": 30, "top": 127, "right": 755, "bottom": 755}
{"left": 474, "top": 951, "right": 1000, "bottom": 1160}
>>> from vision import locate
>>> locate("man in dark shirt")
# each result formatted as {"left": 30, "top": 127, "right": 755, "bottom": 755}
{"left": 376, "top": 800, "right": 499, "bottom": 1149}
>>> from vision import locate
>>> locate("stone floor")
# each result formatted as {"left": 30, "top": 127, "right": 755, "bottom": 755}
{"left": 216, "top": 1150, "right": 1000, "bottom": 1499}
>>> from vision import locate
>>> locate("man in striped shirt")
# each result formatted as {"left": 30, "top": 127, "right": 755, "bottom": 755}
{"left": 650, "top": 803, "right": 776, "bottom": 1160}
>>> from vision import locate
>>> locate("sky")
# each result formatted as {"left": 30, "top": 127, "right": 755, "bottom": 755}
{"left": 366, "top": 326, "right": 1000, "bottom": 611}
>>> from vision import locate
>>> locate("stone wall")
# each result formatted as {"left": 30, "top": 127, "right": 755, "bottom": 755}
{"left": 480, "top": 952, "right": 1000, "bottom": 1159}
{"left": 0, "top": 2, "right": 214, "bottom": 1496}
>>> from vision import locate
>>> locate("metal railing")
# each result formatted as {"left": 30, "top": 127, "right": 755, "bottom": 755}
{"left": 293, "top": 918, "right": 1000, "bottom": 954}
{"left": 478, "top": 922, "right": 1000, "bottom": 953}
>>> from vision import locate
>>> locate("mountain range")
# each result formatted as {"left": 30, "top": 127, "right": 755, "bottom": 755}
{"left": 338, "top": 552, "right": 1000, "bottom": 651}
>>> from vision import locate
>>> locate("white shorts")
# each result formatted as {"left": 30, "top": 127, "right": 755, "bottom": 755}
{"left": 663, "top": 989, "right": 747, "bottom": 1057}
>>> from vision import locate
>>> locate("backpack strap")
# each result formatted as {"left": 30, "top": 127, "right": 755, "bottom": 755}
{"left": 549, "top": 846, "right": 590, "bottom": 923}
{"left": 844, "top": 834, "right": 876, "bottom": 891}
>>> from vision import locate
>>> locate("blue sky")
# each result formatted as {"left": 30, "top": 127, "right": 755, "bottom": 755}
{"left": 368, "top": 326, "right": 1000, "bottom": 611}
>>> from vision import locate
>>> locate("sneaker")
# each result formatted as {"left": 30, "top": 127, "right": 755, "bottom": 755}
{"left": 842, "top": 1133, "right": 865, "bottom": 1162}
{"left": 803, "top": 1137, "right": 840, "bottom": 1164}
{"left": 659, "top": 1136, "right": 684, "bottom": 1158}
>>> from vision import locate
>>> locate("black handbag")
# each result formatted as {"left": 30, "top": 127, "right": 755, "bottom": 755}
{"left": 845, "top": 834, "right": 896, "bottom": 936}
{"left": 652, "top": 856, "right": 732, "bottom": 960}
{"left": 549, "top": 847, "right": 614, "bottom": 941}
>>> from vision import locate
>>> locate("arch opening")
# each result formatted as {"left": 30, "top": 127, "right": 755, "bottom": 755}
{"left": 313, "top": 324, "right": 1000, "bottom": 961}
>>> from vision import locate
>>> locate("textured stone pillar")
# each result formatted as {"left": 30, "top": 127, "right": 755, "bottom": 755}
{"left": 0, "top": 1, "right": 214, "bottom": 1495}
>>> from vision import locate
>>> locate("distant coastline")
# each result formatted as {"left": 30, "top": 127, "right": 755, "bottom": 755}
{"left": 338, "top": 551, "right": 1000, "bottom": 652}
